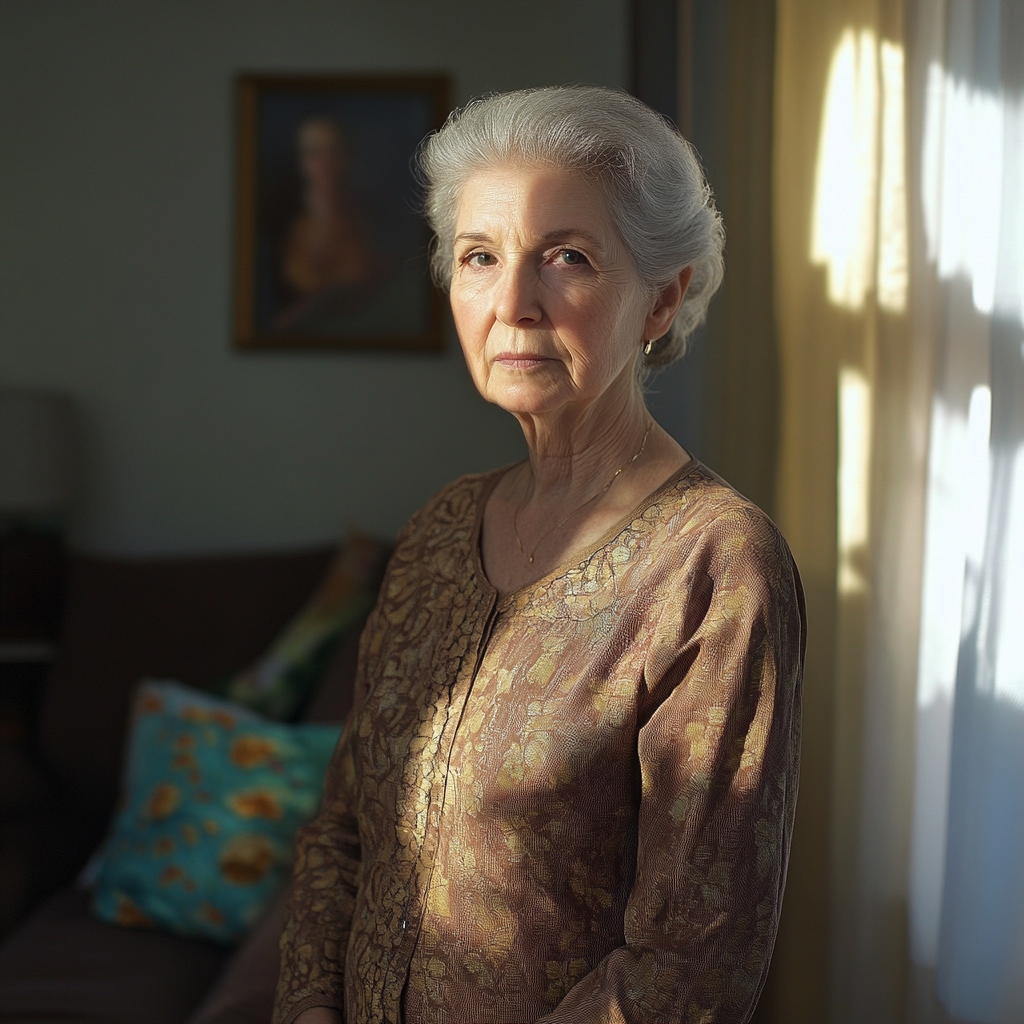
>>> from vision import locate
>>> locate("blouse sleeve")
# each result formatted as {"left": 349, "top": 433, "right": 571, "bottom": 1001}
{"left": 271, "top": 605, "right": 379, "bottom": 1024}
{"left": 537, "top": 512, "right": 806, "bottom": 1024}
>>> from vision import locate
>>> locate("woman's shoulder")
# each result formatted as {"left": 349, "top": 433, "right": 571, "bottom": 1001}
{"left": 652, "top": 460, "right": 798, "bottom": 582}
{"left": 648, "top": 461, "right": 806, "bottom": 653}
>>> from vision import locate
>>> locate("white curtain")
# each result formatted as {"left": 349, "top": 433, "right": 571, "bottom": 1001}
{"left": 907, "top": 2, "right": 1024, "bottom": 1022}
{"left": 771, "top": 3, "right": 1023, "bottom": 1023}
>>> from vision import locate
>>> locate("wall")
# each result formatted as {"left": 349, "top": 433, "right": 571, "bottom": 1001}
{"left": 630, "top": 0, "right": 781, "bottom": 517}
{"left": 0, "top": 0, "right": 629, "bottom": 554}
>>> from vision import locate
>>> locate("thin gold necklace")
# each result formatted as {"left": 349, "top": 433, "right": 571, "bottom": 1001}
{"left": 512, "top": 421, "right": 654, "bottom": 564}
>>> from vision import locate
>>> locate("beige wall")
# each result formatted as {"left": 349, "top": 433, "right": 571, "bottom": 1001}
{"left": 0, "top": 0, "right": 628, "bottom": 554}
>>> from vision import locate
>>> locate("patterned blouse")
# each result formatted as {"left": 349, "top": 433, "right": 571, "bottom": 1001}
{"left": 273, "top": 460, "right": 805, "bottom": 1024}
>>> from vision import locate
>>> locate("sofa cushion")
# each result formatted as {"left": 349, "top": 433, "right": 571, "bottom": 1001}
{"left": 38, "top": 547, "right": 335, "bottom": 828}
{"left": 221, "top": 533, "right": 387, "bottom": 721}
{"left": 90, "top": 681, "right": 341, "bottom": 944}
{"left": 0, "top": 887, "right": 230, "bottom": 1024}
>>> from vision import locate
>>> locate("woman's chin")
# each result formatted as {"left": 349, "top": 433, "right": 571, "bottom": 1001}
{"left": 485, "top": 384, "right": 572, "bottom": 419}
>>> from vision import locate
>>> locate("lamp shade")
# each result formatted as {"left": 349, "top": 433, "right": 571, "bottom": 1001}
{"left": 0, "top": 388, "right": 80, "bottom": 515}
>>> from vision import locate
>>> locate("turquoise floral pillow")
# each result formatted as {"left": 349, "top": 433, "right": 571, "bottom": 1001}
{"left": 91, "top": 680, "right": 340, "bottom": 943}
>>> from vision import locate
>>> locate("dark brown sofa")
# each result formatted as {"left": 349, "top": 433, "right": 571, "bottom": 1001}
{"left": 0, "top": 545, "right": 369, "bottom": 1024}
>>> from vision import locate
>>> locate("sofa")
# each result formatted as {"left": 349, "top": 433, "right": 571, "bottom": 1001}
{"left": 0, "top": 543, "right": 378, "bottom": 1024}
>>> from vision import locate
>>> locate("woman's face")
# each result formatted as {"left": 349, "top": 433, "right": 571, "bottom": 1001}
{"left": 298, "top": 120, "right": 346, "bottom": 189}
{"left": 449, "top": 164, "right": 651, "bottom": 422}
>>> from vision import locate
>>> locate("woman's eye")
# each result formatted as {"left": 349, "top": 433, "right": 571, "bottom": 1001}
{"left": 556, "top": 249, "right": 589, "bottom": 266}
{"left": 464, "top": 251, "right": 496, "bottom": 267}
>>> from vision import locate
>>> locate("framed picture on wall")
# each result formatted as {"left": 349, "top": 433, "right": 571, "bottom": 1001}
{"left": 233, "top": 74, "right": 449, "bottom": 352}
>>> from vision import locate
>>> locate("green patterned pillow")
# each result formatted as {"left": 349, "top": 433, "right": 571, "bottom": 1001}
{"left": 220, "top": 532, "right": 387, "bottom": 721}
{"left": 91, "top": 680, "right": 340, "bottom": 943}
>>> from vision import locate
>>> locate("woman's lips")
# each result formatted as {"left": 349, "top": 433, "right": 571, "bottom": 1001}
{"left": 493, "top": 352, "right": 551, "bottom": 369}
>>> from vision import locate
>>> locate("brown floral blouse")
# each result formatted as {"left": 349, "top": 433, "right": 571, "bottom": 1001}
{"left": 273, "top": 461, "right": 805, "bottom": 1024}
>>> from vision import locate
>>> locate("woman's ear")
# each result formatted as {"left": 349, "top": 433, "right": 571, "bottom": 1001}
{"left": 644, "top": 266, "right": 693, "bottom": 341}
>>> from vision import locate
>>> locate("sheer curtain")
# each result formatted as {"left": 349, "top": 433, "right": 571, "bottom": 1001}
{"left": 907, "top": 4, "right": 1024, "bottom": 1022}
{"left": 771, "top": 2, "right": 1023, "bottom": 1023}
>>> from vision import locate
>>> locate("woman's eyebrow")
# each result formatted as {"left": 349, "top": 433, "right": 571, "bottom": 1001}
{"left": 453, "top": 229, "right": 608, "bottom": 253}
{"left": 540, "top": 229, "right": 607, "bottom": 253}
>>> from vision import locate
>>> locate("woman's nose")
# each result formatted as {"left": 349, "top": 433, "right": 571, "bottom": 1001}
{"left": 494, "top": 261, "right": 542, "bottom": 327}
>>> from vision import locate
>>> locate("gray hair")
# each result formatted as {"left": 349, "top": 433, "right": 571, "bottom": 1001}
{"left": 417, "top": 85, "right": 724, "bottom": 368}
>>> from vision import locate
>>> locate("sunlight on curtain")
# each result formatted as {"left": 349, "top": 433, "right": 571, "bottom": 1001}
{"left": 878, "top": 41, "right": 909, "bottom": 311}
{"left": 814, "top": 27, "right": 910, "bottom": 597}
{"left": 812, "top": 28, "right": 878, "bottom": 310}
{"left": 814, "top": 28, "right": 909, "bottom": 602}
{"left": 812, "top": 28, "right": 908, "bottom": 313}
{"left": 922, "top": 64, "right": 1023, "bottom": 326}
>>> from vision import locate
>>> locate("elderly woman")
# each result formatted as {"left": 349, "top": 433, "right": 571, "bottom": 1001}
{"left": 274, "top": 86, "right": 804, "bottom": 1024}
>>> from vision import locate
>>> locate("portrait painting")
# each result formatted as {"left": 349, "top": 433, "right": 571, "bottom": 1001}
{"left": 233, "top": 74, "right": 449, "bottom": 351}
